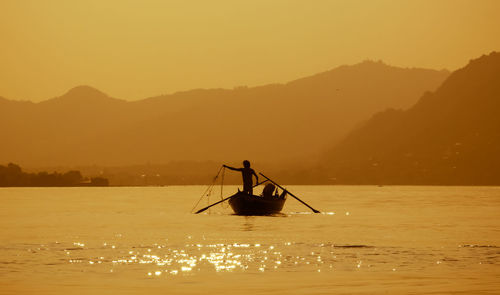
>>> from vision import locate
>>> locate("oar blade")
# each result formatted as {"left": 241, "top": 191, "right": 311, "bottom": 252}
{"left": 195, "top": 207, "right": 207, "bottom": 214}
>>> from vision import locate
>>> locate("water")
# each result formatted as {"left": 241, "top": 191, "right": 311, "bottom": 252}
{"left": 1, "top": 186, "right": 499, "bottom": 294}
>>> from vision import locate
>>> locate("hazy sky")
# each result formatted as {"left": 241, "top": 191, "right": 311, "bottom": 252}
{"left": 1, "top": 0, "right": 499, "bottom": 101}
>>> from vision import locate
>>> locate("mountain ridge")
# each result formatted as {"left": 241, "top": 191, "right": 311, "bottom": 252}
{"left": 321, "top": 51, "right": 500, "bottom": 185}
{"left": 2, "top": 60, "right": 450, "bottom": 105}
{"left": 0, "top": 60, "right": 450, "bottom": 167}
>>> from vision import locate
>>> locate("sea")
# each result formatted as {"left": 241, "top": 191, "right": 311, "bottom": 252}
{"left": 0, "top": 186, "right": 499, "bottom": 294}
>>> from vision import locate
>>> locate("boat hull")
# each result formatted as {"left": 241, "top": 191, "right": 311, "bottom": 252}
{"left": 228, "top": 191, "right": 286, "bottom": 215}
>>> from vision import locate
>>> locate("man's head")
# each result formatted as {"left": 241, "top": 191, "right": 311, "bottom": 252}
{"left": 243, "top": 160, "right": 250, "bottom": 168}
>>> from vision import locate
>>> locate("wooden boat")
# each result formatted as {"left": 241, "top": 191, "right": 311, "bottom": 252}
{"left": 194, "top": 172, "right": 319, "bottom": 215}
{"left": 228, "top": 190, "right": 286, "bottom": 215}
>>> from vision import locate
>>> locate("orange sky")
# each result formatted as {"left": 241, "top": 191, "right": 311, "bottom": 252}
{"left": 1, "top": 0, "right": 499, "bottom": 102}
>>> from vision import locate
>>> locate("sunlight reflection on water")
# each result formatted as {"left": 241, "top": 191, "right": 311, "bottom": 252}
{"left": 57, "top": 238, "right": 500, "bottom": 278}
{"left": 69, "top": 240, "right": 342, "bottom": 276}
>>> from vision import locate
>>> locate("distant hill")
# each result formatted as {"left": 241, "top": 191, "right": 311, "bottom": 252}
{"left": 0, "top": 61, "right": 448, "bottom": 167}
{"left": 322, "top": 52, "right": 500, "bottom": 185}
{"left": 0, "top": 162, "right": 108, "bottom": 187}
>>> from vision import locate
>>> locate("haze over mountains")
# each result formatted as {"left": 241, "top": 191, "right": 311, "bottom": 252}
{"left": 322, "top": 52, "right": 500, "bottom": 185}
{"left": 0, "top": 61, "right": 448, "bottom": 169}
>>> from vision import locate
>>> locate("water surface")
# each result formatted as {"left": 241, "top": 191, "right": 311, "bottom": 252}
{"left": 1, "top": 186, "right": 499, "bottom": 294}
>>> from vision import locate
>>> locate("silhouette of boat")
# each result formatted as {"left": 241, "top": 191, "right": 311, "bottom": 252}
{"left": 228, "top": 190, "right": 286, "bottom": 215}
{"left": 194, "top": 173, "right": 319, "bottom": 215}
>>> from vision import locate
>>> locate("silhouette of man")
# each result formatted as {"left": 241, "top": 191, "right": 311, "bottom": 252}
{"left": 224, "top": 160, "right": 258, "bottom": 195}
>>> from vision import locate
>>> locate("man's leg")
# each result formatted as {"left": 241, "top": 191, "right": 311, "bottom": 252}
{"left": 243, "top": 184, "right": 253, "bottom": 195}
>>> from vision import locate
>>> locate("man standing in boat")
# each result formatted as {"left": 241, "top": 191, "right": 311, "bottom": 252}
{"left": 223, "top": 160, "right": 259, "bottom": 195}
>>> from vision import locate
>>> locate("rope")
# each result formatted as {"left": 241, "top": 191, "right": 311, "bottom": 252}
{"left": 219, "top": 166, "right": 227, "bottom": 208}
{"left": 190, "top": 165, "right": 223, "bottom": 213}
{"left": 220, "top": 166, "right": 225, "bottom": 200}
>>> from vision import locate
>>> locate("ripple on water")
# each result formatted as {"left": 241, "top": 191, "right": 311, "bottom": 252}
{"left": 2, "top": 239, "right": 499, "bottom": 278}
{"left": 58, "top": 240, "right": 381, "bottom": 275}
{"left": 459, "top": 244, "right": 499, "bottom": 248}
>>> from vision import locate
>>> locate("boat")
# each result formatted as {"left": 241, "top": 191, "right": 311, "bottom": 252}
{"left": 228, "top": 190, "right": 286, "bottom": 215}
{"left": 194, "top": 171, "right": 319, "bottom": 215}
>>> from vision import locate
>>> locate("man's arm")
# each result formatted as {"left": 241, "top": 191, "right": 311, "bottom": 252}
{"left": 253, "top": 170, "right": 259, "bottom": 184}
{"left": 223, "top": 165, "right": 242, "bottom": 171}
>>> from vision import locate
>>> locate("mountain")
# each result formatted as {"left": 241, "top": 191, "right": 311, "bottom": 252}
{"left": 0, "top": 61, "right": 448, "bottom": 167}
{"left": 321, "top": 52, "right": 500, "bottom": 185}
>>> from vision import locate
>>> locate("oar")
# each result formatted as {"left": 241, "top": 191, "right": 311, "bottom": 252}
{"left": 194, "top": 180, "right": 268, "bottom": 214}
{"left": 194, "top": 195, "right": 233, "bottom": 214}
{"left": 259, "top": 173, "right": 320, "bottom": 213}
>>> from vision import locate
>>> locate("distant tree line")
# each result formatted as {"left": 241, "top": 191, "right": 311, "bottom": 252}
{"left": 0, "top": 163, "right": 108, "bottom": 187}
